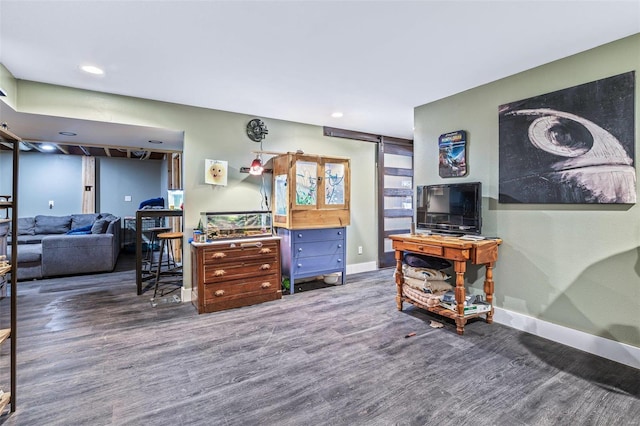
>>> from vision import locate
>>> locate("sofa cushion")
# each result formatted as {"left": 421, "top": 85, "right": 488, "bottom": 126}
{"left": 15, "top": 235, "right": 44, "bottom": 244}
{"left": 6, "top": 244, "right": 42, "bottom": 264}
{"left": 17, "top": 217, "right": 36, "bottom": 235}
{"left": 71, "top": 213, "right": 99, "bottom": 230}
{"left": 91, "top": 220, "right": 109, "bottom": 234}
{"left": 34, "top": 215, "right": 72, "bottom": 234}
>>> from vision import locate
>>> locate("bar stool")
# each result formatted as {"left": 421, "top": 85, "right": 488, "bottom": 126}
{"left": 153, "top": 231, "right": 183, "bottom": 298}
{"left": 144, "top": 226, "right": 171, "bottom": 273}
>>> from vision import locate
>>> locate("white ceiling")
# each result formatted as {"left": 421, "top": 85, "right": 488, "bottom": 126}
{"left": 0, "top": 0, "right": 639, "bottom": 149}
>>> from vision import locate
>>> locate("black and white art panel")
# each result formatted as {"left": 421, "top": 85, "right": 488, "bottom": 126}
{"left": 499, "top": 71, "right": 635, "bottom": 204}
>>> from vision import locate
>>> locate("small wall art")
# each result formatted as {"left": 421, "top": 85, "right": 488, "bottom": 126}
{"left": 205, "top": 159, "right": 228, "bottom": 186}
{"left": 438, "top": 130, "right": 467, "bottom": 177}
{"left": 499, "top": 71, "right": 635, "bottom": 204}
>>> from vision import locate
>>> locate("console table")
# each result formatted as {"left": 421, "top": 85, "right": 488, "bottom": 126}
{"left": 390, "top": 233, "right": 502, "bottom": 335}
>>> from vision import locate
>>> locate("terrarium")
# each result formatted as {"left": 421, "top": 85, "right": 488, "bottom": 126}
{"left": 199, "top": 211, "right": 273, "bottom": 241}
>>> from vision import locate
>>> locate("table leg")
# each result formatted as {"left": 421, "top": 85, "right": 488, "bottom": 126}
{"left": 136, "top": 213, "right": 142, "bottom": 295}
{"left": 395, "top": 249, "right": 403, "bottom": 311}
{"left": 484, "top": 262, "right": 495, "bottom": 324}
{"left": 454, "top": 260, "right": 467, "bottom": 335}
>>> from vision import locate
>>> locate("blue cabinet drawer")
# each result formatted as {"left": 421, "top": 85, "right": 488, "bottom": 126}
{"left": 294, "top": 254, "right": 344, "bottom": 275}
{"left": 294, "top": 240, "right": 344, "bottom": 258}
{"left": 292, "top": 228, "right": 345, "bottom": 242}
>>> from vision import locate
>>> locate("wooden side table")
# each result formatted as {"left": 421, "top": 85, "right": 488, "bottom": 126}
{"left": 390, "top": 233, "right": 502, "bottom": 335}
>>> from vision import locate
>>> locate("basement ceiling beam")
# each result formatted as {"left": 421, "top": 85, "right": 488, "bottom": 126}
{"left": 55, "top": 144, "right": 69, "bottom": 154}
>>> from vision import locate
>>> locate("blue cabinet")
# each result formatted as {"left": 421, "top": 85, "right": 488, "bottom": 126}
{"left": 277, "top": 227, "right": 346, "bottom": 294}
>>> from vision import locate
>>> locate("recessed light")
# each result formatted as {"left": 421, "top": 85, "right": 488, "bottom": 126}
{"left": 80, "top": 65, "right": 104, "bottom": 75}
{"left": 331, "top": 112, "right": 344, "bottom": 118}
{"left": 59, "top": 131, "right": 77, "bottom": 136}
{"left": 148, "top": 140, "right": 163, "bottom": 144}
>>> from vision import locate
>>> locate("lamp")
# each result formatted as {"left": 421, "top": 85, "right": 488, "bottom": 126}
{"left": 249, "top": 155, "right": 263, "bottom": 175}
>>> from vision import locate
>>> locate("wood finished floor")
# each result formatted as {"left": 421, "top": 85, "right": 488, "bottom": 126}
{"left": 0, "top": 257, "right": 638, "bottom": 425}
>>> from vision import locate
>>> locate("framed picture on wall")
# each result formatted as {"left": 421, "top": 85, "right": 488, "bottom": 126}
{"left": 438, "top": 130, "right": 467, "bottom": 177}
{"left": 205, "top": 159, "right": 228, "bottom": 186}
{"left": 498, "top": 71, "right": 636, "bottom": 204}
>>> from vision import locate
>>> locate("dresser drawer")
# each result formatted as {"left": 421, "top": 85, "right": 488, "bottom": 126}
{"left": 203, "top": 276, "right": 282, "bottom": 312}
{"left": 291, "top": 228, "right": 345, "bottom": 242}
{"left": 294, "top": 254, "right": 343, "bottom": 275}
{"left": 201, "top": 240, "right": 279, "bottom": 266}
{"left": 203, "top": 276, "right": 280, "bottom": 301}
{"left": 293, "top": 240, "right": 344, "bottom": 258}
{"left": 203, "top": 259, "right": 278, "bottom": 284}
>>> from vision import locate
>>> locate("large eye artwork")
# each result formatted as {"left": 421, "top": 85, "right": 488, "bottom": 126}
{"left": 498, "top": 72, "right": 635, "bottom": 204}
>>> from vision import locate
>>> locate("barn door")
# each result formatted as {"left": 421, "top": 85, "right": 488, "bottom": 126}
{"left": 377, "top": 137, "right": 413, "bottom": 268}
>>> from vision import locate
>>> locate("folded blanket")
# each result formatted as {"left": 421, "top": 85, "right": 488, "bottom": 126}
{"left": 402, "top": 264, "right": 450, "bottom": 281}
{"left": 403, "top": 285, "right": 446, "bottom": 307}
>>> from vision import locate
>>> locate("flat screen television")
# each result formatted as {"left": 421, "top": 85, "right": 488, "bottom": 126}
{"left": 416, "top": 182, "right": 482, "bottom": 235}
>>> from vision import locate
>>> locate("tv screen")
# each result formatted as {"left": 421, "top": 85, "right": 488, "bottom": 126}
{"left": 416, "top": 182, "right": 482, "bottom": 235}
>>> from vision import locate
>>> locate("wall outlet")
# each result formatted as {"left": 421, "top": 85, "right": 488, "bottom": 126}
{"left": 358, "top": 246, "right": 363, "bottom": 255}
{"left": 124, "top": 195, "right": 132, "bottom": 202}
{"left": 48, "top": 200, "right": 54, "bottom": 209}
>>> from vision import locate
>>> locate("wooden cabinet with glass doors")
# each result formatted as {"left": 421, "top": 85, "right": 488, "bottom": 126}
{"left": 272, "top": 153, "right": 350, "bottom": 229}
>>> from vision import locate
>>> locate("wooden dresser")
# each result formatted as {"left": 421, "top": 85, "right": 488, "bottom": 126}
{"left": 190, "top": 236, "right": 282, "bottom": 314}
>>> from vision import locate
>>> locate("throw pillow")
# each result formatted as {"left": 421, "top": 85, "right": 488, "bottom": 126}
{"left": 426, "top": 280, "right": 454, "bottom": 292}
{"left": 91, "top": 219, "right": 109, "bottom": 234}
{"left": 66, "top": 224, "right": 93, "bottom": 235}
{"left": 402, "top": 264, "right": 450, "bottom": 281}
{"left": 403, "top": 252, "right": 452, "bottom": 270}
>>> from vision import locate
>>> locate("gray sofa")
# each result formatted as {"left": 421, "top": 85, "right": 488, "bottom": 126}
{"left": 0, "top": 213, "right": 121, "bottom": 280}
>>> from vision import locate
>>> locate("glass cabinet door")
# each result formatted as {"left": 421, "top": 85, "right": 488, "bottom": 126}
{"left": 324, "top": 162, "right": 345, "bottom": 205}
{"left": 294, "top": 160, "right": 318, "bottom": 207}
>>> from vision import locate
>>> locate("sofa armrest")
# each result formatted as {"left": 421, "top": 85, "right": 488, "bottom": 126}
{"left": 41, "top": 234, "right": 118, "bottom": 277}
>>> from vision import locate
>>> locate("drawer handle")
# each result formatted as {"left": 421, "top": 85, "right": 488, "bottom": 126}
{"left": 212, "top": 252, "right": 227, "bottom": 259}
{"left": 337, "top": 259, "right": 342, "bottom": 263}
{"left": 260, "top": 264, "right": 271, "bottom": 270}
{"left": 298, "top": 233, "right": 303, "bottom": 238}
{"left": 259, "top": 247, "right": 272, "bottom": 254}
{"left": 241, "top": 241, "right": 263, "bottom": 248}
{"left": 261, "top": 282, "right": 271, "bottom": 289}
{"left": 297, "top": 263, "right": 302, "bottom": 268}
{"left": 214, "top": 289, "right": 225, "bottom": 297}
{"left": 337, "top": 244, "right": 342, "bottom": 248}
{"left": 338, "top": 231, "right": 342, "bottom": 235}
{"left": 214, "top": 269, "right": 226, "bottom": 277}
{"left": 298, "top": 248, "right": 303, "bottom": 252}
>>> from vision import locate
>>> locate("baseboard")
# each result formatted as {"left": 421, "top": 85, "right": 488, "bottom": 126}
{"left": 181, "top": 287, "right": 192, "bottom": 303}
{"left": 347, "top": 261, "right": 378, "bottom": 275}
{"left": 493, "top": 307, "right": 640, "bottom": 370}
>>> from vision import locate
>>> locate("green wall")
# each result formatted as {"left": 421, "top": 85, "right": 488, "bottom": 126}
{"left": 414, "top": 34, "right": 640, "bottom": 347}
{"left": 6, "top": 78, "right": 377, "bottom": 291}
